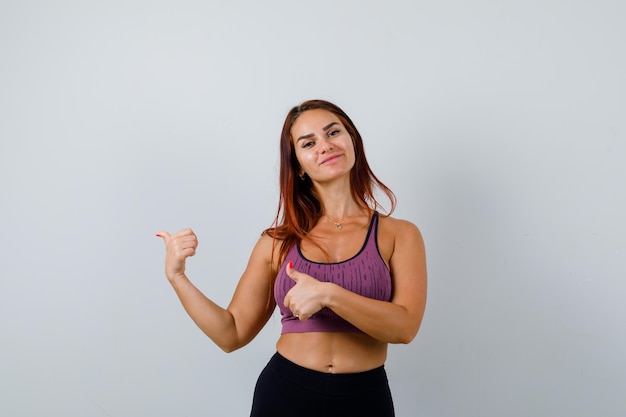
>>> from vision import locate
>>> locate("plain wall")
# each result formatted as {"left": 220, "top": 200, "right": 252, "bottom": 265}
{"left": 1, "top": 1, "right": 624, "bottom": 416}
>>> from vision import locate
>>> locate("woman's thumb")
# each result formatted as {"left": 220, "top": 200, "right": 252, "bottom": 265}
{"left": 155, "top": 231, "right": 171, "bottom": 245}
{"left": 286, "top": 261, "right": 299, "bottom": 282}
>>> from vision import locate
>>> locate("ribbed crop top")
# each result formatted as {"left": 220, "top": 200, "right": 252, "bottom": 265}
{"left": 274, "top": 212, "right": 392, "bottom": 334}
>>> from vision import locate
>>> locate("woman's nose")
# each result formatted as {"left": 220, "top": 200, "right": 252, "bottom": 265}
{"left": 319, "top": 138, "right": 334, "bottom": 152}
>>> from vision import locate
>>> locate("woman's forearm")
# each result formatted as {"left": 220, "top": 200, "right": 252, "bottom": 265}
{"left": 169, "top": 274, "right": 241, "bottom": 352}
{"left": 324, "top": 283, "right": 424, "bottom": 344}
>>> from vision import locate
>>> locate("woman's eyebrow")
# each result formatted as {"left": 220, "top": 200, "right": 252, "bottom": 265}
{"left": 322, "top": 122, "right": 339, "bottom": 131}
{"left": 296, "top": 133, "right": 314, "bottom": 143}
{"left": 296, "top": 122, "right": 339, "bottom": 143}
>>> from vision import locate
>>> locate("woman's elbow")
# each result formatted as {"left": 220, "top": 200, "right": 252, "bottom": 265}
{"left": 392, "top": 329, "right": 418, "bottom": 344}
{"left": 220, "top": 345, "right": 238, "bottom": 354}
{"left": 393, "top": 319, "right": 423, "bottom": 344}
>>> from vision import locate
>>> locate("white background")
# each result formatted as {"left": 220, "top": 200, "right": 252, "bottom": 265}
{"left": 1, "top": 1, "right": 625, "bottom": 416}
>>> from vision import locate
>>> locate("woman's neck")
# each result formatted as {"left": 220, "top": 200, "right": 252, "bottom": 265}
{"left": 313, "top": 178, "right": 357, "bottom": 219}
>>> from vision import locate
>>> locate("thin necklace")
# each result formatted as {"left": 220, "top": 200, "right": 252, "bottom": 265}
{"left": 324, "top": 215, "right": 344, "bottom": 230}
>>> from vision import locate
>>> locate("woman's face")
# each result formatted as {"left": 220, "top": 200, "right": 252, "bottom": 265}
{"left": 290, "top": 109, "right": 356, "bottom": 184}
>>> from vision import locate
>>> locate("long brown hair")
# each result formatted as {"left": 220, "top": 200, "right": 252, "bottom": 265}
{"left": 264, "top": 99, "right": 396, "bottom": 264}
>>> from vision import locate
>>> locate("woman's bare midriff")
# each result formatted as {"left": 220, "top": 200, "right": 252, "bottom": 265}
{"left": 276, "top": 332, "right": 388, "bottom": 374}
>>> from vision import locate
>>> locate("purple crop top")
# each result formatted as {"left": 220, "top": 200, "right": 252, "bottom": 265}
{"left": 274, "top": 212, "right": 392, "bottom": 334}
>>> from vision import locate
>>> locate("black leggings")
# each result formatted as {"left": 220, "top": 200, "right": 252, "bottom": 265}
{"left": 250, "top": 352, "right": 395, "bottom": 417}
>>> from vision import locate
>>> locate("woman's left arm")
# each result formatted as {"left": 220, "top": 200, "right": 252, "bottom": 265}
{"left": 284, "top": 219, "right": 427, "bottom": 343}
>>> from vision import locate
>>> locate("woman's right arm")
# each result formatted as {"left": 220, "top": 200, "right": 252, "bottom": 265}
{"left": 156, "top": 229, "right": 277, "bottom": 353}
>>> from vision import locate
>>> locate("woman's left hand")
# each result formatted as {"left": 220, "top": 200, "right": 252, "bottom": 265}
{"left": 283, "top": 263, "right": 327, "bottom": 321}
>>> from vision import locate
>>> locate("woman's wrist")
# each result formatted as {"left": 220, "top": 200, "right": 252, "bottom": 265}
{"left": 167, "top": 272, "right": 189, "bottom": 286}
{"left": 321, "top": 282, "right": 339, "bottom": 309}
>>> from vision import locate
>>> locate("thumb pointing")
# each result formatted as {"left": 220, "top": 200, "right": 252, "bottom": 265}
{"left": 155, "top": 231, "right": 171, "bottom": 245}
{"left": 286, "top": 261, "right": 298, "bottom": 282}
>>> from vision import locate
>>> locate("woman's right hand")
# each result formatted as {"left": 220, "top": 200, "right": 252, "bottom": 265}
{"left": 156, "top": 229, "right": 199, "bottom": 282}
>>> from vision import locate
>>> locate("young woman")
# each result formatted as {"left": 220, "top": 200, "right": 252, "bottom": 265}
{"left": 157, "top": 99, "right": 427, "bottom": 417}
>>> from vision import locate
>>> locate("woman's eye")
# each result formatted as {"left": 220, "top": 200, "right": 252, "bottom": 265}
{"left": 328, "top": 129, "right": 340, "bottom": 137}
{"left": 302, "top": 141, "right": 314, "bottom": 149}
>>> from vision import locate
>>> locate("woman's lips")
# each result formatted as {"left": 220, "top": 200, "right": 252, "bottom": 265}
{"left": 320, "top": 154, "right": 342, "bottom": 165}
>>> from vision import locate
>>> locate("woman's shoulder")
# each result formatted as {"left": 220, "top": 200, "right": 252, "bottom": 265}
{"left": 254, "top": 230, "right": 290, "bottom": 272}
{"left": 377, "top": 214, "right": 424, "bottom": 248}
{"left": 255, "top": 231, "right": 283, "bottom": 254}
{"left": 378, "top": 213, "right": 421, "bottom": 233}
{"left": 376, "top": 214, "right": 425, "bottom": 270}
